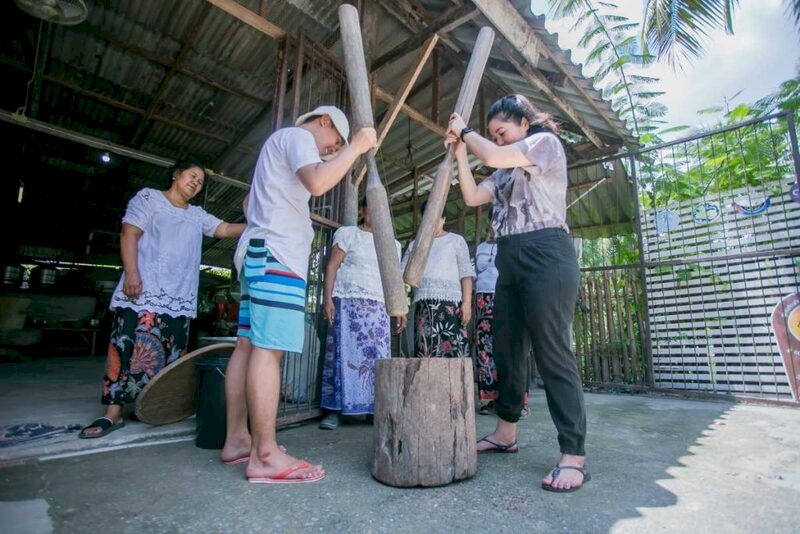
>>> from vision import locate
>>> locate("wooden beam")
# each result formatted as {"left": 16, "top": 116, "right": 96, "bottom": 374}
{"left": 469, "top": 0, "right": 540, "bottom": 67}
{"left": 372, "top": 5, "right": 478, "bottom": 71}
{"left": 209, "top": 1, "right": 447, "bottom": 147}
{"left": 354, "top": 34, "right": 439, "bottom": 186}
{"left": 375, "top": 87, "right": 445, "bottom": 137}
{"left": 290, "top": 30, "right": 305, "bottom": 123}
{"left": 431, "top": 48, "right": 440, "bottom": 124}
{"left": 206, "top": 0, "right": 285, "bottom": 39}
{"left": 273, "top": 37, "right": 290, "bottom": 130}
{"left": 497, "top": 41, "right": 604, "bottom": 148}
{"left": 469, "top": 0, "right": 632, "bottom": 143}
{"left": 377, "top": 0, "right": 513, "bottom": 112}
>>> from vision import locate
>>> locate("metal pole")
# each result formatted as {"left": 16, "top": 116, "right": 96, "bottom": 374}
{"left": 786, "top": 111, "right": 800, "bottom": 190}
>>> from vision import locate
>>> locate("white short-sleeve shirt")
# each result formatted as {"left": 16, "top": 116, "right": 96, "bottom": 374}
{"left": 234, "top": 127, "right": 323, "bottom": 280}
{"left": 331, "top": 226, "right": 402, "bottom": 303}
{"left": 109, "top": 188, "right": 222, "bottom": 318}
{"left": 401, "top": 232, "right": 475, "bottom": 303}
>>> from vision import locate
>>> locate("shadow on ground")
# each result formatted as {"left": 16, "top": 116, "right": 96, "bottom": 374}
{"left": 2, "top": 388, "right": 798, "bottom": 532}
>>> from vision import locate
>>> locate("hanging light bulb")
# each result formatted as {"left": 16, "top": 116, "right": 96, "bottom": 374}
{"left": 17, "top": 180, "right": 24, "bottom": 204}
{"left": 100, "top": 152, "right": 111, "bottom": 164}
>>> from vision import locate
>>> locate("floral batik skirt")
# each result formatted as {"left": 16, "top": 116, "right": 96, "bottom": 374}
{"left": 102, "top": 308, "right": 190, "bottom": 405}
{"left": 475, "top": 292, "right": 530, "bottom": 404}
{"left": 475, "top": 292, "right": 498, "bottom": 400}
{"left": 413, "top": 299, "right": 469, "bottom": 358}
{"left": 320, "top": 297, "right": 391, "bottom": 415}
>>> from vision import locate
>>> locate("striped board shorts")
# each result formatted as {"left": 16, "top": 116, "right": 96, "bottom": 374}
{"left": 237, "top": 239, "right": 307, "bottom": 353}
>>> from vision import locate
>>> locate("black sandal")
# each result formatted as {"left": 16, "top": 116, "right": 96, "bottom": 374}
{"left": 541, "top": 465, "right": 591, "bottom": 493}
{"left": 79, "top": 417, "right": 125, "bottom": 439}
{"left": 477, "top": 435, "right": 519, "bottom": 453}
{"left": 478, "top": 401, "right": 495, "bottom": 416}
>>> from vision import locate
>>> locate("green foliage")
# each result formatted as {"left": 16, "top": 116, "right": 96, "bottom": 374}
{"left": 641, "top": 0, "right": 800, "bottom": 66}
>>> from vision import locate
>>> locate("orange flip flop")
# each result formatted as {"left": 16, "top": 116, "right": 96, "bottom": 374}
{"left": 248, "top": 461, "right": 325, "bottom": 484}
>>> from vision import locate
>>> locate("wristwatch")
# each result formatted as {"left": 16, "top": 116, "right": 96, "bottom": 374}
{"left": 459, "top": 127, "right": 474, "bottom": 142}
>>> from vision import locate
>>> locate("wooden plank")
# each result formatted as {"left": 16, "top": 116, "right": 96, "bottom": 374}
{"left": 354, "top": 34, "right": 439, "bottom": 187}
{"left": 372, "top": 5, "right": 477, "bottom": 71}
{"left": 206, "top": 0, "right": 285, "bottom": 38}
{"left": 622, "top": 270, "right": 642, "bottom": 384}
{"left": 290, "top": 30, "right": 305, "bottom": 123}
{"left": 495, "top": 40, "right": 604, "bottom": 148}
{"left": 612, "top": 272, "right": 630, "bottom": 383}
{"left": 603, "top": 272, "right": 622, "bottom": 382}
{"left": 588, "top": 276, "right": 601, "bottom": 383}
{"left": 432, "top": 48, "right": 440, "bottom": 124}
{"left": 374, "top": 86, "right": 446, "bottom": 137}
{"left": 594, "top": 276, "right": 610, "bottom": 382}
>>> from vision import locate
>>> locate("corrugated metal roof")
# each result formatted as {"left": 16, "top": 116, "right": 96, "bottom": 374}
{"left": 3, "top": 0, "right": 636, "bottom": 268}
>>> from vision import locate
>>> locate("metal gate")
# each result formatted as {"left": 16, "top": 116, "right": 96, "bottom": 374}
{"left": 572, "top": 111, "right": 800, "bottom": 402}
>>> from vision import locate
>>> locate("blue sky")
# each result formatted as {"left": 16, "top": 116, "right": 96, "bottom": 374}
{"left": 529, "top": 0, "right": 799, "bottom": 133}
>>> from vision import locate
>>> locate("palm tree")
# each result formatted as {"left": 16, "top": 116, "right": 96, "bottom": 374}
{"left": 642, "top": 0, "right": 800, "bottom": 66}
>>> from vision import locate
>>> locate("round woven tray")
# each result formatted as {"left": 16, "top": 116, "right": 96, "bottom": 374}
{"left": 134, "top": 342, "right": 236, "bottom": 425}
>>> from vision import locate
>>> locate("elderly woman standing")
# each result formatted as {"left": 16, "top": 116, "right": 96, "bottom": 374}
{"left": 79, "top": 160, "right": 244, "bottom": 438}
{"left": 402, "top": 202, "right": 474, "bottom": 358}
{"left": 319, "top": 198, "right": 404, "bottom": 430}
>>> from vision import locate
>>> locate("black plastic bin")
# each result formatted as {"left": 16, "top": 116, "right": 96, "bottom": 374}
{"left": 195, "top": 355, "right": 230, "bottom": 449}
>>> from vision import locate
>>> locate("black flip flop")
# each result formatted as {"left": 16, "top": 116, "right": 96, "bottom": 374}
{"left": 541, "top": 465, "right": 591, "bottom": 493}
{"left": 79, "top": 417, "right": 125, "bottom": 439}
{"left": 477, "top": 436, "right": 519, "bottom": 453}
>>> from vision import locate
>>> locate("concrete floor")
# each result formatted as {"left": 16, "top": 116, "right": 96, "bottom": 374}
{"left": 1, "top": 389, "right": 799, "bottom": 533}
{"left": 0, "top": 357, "right": 194, "bottom": 463}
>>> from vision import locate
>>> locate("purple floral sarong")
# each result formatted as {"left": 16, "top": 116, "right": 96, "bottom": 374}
{"left": 320, "top": 297, "right": 391, "bottom": 415}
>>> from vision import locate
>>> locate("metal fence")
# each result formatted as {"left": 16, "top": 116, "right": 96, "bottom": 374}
{"left": 571, "top": 111, "right": 800, "bottom": 403}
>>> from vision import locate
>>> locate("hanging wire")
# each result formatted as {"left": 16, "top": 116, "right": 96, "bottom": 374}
{"left": 17, "top": 21, "right": 44, "bottom": 116}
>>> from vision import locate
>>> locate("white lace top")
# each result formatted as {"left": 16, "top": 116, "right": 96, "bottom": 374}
{"left": 401, "top": 232, "right": 475, "bottom": 304}
{"left": 332, "top": 226, "right": 402, "bottom": 303}
{"left": 109, "top": 188, "right": 222, "bottom": 318}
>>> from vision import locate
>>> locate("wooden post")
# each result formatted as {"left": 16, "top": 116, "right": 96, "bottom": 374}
{"left": 372, "top": 358, "right": 477, "bottom": 487}
{"left": 404, "top": 27, "right": 494, "bottom": 287}
{"left": 273, "top": 38, "right": 289, "bottom": 130}
{"left": 612, "top": 272, "right": 630, "bottom": 383}
{"left": 339, "top": 4, "right": 408, "bottom": 316}
{"left": 290, "top": 29, "right": 305, "bottom": 123}
{"left": 431, "top": 48, "right": 440, "bottom": 124}
{"left": 604, "top": 272, "right": 621, "bottom": 383}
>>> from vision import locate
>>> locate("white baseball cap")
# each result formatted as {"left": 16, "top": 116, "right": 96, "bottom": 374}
{"left": 295, "top": 105, "right": 350, "bottom": 145}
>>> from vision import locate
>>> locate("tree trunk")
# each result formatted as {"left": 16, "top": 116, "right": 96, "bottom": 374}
{"left": 372, "top": 358, "right": 477, "bottom": 487}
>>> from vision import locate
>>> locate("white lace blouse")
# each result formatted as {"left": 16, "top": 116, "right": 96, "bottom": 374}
{"left": 331, "top": 226, "right": 402, "bottom": 303}
{"left": 109, "top": 188, "right": 222, "bottom": 318}
{"left": 401, "top": 232, "right": 475, "bottom": 304}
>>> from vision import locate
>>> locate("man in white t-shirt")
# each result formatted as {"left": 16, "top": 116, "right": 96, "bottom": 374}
{"left": 221, "top": 106, "right": 377, "bottom": 484}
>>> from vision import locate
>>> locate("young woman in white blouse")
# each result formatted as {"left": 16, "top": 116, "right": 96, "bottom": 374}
{"left": 402, "top": 201, "right": 475, "bottom": 358}
{"left": 79, "top": 161, "right": 244, "bottom": 439}
{"left": 447, "top": 95, "right": 588, "bottom": 492}
{"left": 319, "top": 198, "right": 404, "bottom": 430}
